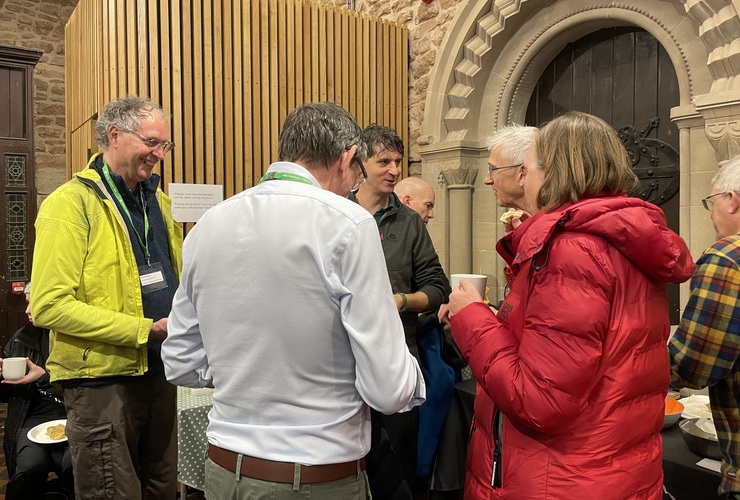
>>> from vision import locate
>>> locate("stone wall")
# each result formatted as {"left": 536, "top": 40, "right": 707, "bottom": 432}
{"left": 328, "top": 0, "right": 464, "bottom": 175}
{"left": 0, "top": 0, "right": 77, "bottom": 197}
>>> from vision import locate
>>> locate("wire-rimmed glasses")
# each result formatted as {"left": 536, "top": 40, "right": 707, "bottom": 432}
{"left": 122, "top": 128, "right": 175, "bottom": 154}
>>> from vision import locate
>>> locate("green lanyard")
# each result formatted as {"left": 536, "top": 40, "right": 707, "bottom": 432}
{"left": 102, "top": 164, "right": 151, "bottom": 265}
{"left": 259, "top": 171, "right": 313, "bottom": 185}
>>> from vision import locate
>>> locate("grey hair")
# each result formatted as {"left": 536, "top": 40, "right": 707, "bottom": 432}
{"left": 95, "top": 95, "right": 166, "bottom": 149}
{"left": 485, "top": 125, "right": 538, "bottom": 167}
{"left": 713, "top": 155, "right": 740, "bottom": 192}
{"left": 24, "top": 282, "right": 31, "bottom": 295}
{"left": 278, "top": 102, "right": 366, "bottom": 168}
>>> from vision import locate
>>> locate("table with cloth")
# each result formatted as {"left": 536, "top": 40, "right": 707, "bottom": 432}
{"left": 177, "top": 386, "right": 213, "bottom": 496}
{"left": 429, "top": 379, "right": 722, "bottom": 499}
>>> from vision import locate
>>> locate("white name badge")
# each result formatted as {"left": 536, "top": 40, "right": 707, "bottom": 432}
{"left": 139, "top": 262, "right": 168, "bottom": 293}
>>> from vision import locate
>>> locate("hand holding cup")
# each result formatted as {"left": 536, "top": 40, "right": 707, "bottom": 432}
{"left": 1, "top": 357, "right": 28, "bottom": 381}
{"left": 448, "top": 276, "right": 487, "bottom": 316}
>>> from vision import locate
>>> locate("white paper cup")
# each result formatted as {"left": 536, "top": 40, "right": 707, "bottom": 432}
{"left": 451, "top": 274, "right": 488, "bottom": 298}
{"left": 3, "top": 357, "right": 27, "bottom": 381}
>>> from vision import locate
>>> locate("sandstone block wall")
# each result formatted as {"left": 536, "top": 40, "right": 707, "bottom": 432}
{"left": 0, "top": 0, "right": 77, "bottom": 198}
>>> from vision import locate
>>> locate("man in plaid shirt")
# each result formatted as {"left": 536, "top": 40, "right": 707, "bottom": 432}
{"left": 670, "top": 155, "right": 740, "bottom": 499}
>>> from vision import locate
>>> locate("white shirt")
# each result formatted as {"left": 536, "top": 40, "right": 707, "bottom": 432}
{"left": 162, "top": 162, "right": 425, "bottom": 465}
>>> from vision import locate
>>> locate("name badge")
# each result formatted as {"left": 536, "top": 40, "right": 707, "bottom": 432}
{"left": 139, "top": 262, "right": 168, "bottom": 294}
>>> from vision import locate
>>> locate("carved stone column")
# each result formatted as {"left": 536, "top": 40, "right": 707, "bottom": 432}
{"left": 670, "top": 104, "right": 710, "bottom": 310}
{"left": 439, "top": 159, "right": 478, "bottom": 274}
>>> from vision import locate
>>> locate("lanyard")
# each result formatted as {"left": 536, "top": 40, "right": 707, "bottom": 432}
{"left": 102, "top": 164, "right": 151, "bottom": 265}
{"left": 259, "top": 171, "right": 313, "bottom": 185}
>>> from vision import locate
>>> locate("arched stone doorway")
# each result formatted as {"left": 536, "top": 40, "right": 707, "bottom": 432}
{"left": 419, "top": 0, "right": 738, "bottom": 312}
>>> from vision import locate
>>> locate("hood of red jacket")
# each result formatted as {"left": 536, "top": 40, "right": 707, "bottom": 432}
{"left": 500, "top": 196, "right": 695, "bottom": 284}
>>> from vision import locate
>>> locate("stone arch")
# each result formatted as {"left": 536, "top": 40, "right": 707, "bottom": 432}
{"left": 421, "top": 0, "right": 711, "bottom": 145}
{"left": 420, "top": 0, "right": 738, "bottom": 302}
{"left": 680, "top": 0, "right": 740, "bottom": 94}
{"left": 490, "top": 6, "right": 702, "bottom": 129}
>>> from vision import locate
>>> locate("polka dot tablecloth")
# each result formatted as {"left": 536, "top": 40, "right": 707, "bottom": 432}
{"left": 177, "top": 386, "right": 214, "bottom": 491}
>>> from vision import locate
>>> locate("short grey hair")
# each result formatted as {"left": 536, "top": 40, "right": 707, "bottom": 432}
{"left": 485, "top": 125, "right": 538, "bottom": 167}
{"left": 95, "top": 95, "right": 167, "bottom": 149}
{"left": 278, "top": 102, "right": 365, "bottom": 169}
{"left": 24, "top": 282, "right": 31, "bottom": 295}
{"left": 713, "top": 155, "right": 740, "bottom": 192}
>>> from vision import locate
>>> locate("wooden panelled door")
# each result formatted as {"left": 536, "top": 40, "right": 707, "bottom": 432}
{"left": 0, "top": 45, "right": 41, "bottom": 346}
{"left": 526, "top": 27, "right": 681, "bottom": 323}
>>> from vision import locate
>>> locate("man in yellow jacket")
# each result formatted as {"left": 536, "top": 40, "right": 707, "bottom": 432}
{"left": 31, "top": 95, "right": 183, "bottom": 500}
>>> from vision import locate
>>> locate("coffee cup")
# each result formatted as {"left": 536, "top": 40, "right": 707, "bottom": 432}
{"left": 451, "top": 274, "right": 488, "bottom": 298}
{"left": 3, "top": 357, "right": 27, "bottom": 381}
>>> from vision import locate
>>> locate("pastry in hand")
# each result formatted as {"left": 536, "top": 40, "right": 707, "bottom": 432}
{"left": 46, "top": 423, "right": 66, "bottom": 440}
{"left": 500, "top": 209, "right": 524, "bottom": 224}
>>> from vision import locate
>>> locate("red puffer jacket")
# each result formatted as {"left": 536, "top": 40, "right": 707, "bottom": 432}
{"left": 450, "top": 196, "right": 695, "bottom": 500}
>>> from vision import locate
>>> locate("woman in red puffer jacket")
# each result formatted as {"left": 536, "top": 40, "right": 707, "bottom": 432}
{"left": 447, "top": 112, "right": 696, "bottom": 499}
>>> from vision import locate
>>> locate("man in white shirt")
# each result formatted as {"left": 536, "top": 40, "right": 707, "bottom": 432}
{"left": 162, "top": 102, "right": 425, "bottom": 500}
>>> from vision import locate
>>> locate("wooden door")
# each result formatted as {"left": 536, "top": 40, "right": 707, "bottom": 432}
{"left": 0, "top": 46, "right": 41, "bottom": 346}
{"left": 526, "top": 27, "right": 681, "bottom": 323}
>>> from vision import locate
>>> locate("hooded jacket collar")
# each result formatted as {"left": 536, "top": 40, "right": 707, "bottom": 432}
{"left": 500, "top": 196, "right": 694, "bottom": 284}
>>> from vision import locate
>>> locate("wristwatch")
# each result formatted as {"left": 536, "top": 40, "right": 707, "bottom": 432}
{"left": 398, "top": 292, "right": 408, "bottom": 312}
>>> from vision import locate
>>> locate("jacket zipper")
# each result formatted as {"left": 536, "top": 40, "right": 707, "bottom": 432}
{"left": 492, "top": 408, "right": 503, "bottom": 488}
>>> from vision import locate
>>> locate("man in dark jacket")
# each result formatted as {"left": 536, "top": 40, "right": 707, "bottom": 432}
{"left": 349, "top": 125, "right": 450, "bottom": 497}
{"left": 0, "top": 283, "right": 73, "bottom": 499}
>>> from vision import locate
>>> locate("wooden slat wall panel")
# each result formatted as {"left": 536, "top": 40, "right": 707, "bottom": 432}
{"left": 66, "top": 0, "right": 409, "bottom": 190}
{"left": 66, "top": 0, "right": 101, "bottom": 179}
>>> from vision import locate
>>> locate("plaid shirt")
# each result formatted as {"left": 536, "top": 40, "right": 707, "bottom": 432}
{"left": 670, "top": 234, "right": 740, "bottom": 495}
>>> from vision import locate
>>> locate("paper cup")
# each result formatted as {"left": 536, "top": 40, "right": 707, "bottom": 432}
{"left": 3, "top": 357, "right": 27, "bottom": 381}
{"left": 451, "top": 274, "right": 488, "bottom": 298}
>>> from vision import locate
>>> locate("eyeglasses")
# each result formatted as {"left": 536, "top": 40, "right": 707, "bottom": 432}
{"left": 488, "top": 163, "right": 521, "bottom": 177}
{"left": 351, "top": 155, "right": 367, "bottom": 191}
{"left": 701, "top": 192, "right": 728, "bottom": 211}
{"left": 122, "top": 128, "right": 175, "bottom": 153}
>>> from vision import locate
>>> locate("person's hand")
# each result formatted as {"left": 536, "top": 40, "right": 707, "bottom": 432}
{"left": 504, "top": 210, "right": 531, "bottom": 234}
{"left": 149, "top": 318, "right": 168, "bottom": 340}
{"left": 438, "top": 304, "right": 451, "bottom": 331}
{"left": 1, "top": 357, "right": 45, "bottom": 385}
{"left": 448, "top": 278, "right": 485, "bottom": 316}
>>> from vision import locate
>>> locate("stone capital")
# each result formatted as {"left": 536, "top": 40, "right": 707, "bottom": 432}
{"left": 694, "top": 90, "right": 740, "bottom": 162}
{"left": 439, "top": 159, "right": 480, "bottom": 188}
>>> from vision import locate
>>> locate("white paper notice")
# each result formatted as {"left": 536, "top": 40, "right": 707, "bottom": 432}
{"left": 169, "top": 183, "right": 223, "bottom": 223}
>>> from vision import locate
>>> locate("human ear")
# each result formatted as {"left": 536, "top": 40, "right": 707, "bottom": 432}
{"left": 729, "top": 191, "right": 740, "bottom": 214}
{"left": 517, "top": 165, "right": 527, "bottom": 187}
{"left": 340, "top": 145, "right": 357, "bottom": 173}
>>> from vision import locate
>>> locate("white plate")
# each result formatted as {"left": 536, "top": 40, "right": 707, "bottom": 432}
{"left": 27, "top": 419, "right": 68, "bottom": 444}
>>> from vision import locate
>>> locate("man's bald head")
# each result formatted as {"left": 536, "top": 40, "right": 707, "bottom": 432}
{"left": 395, "top": 177, "right": 435, "bottom": 224}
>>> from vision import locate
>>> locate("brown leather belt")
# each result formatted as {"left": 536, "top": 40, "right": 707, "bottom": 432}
{"left": 207, "top": 444, "right": 365, "bottom": 484}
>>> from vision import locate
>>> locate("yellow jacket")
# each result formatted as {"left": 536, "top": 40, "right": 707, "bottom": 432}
{"left": 31, "top": 154, "right": 182, "bottom": 382}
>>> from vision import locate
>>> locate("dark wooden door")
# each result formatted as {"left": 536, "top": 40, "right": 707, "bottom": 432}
{"left": 0, "top": 46, "right": 41, "bottom": 346}
{"left": 526, "top": 27, "right": 681, "bottom": 323}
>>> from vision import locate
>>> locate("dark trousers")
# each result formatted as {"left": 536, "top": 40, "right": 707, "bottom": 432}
{"left": 6, "top": 430, "right": 73, "bottom": 500}
{"left": 63, "top": 372, "right": 177, "bottom": 500}
{"left": 366, "top": 407, "right": 420, "bottom": 500}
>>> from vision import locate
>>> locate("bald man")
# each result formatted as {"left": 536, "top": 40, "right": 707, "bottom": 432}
{"left": 395, "top": 177, "right": 435, "bottom": 224}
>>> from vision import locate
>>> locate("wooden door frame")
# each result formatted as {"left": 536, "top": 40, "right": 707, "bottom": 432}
{"left": 0, "top": 44, "right": 41, "bottom": 345}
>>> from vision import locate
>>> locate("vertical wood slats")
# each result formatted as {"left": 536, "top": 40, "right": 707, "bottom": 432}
{"left": 66, "top": 0, "right": 409, "bottom": 197}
